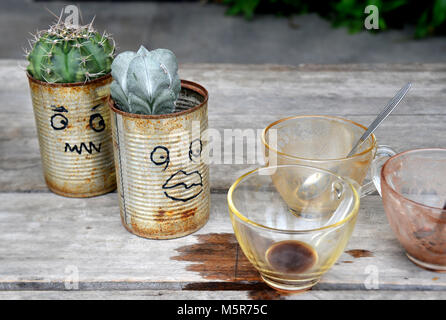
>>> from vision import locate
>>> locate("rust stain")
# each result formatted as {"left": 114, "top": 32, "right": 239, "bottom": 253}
{"left": 156, "top": 207, "right": 197, "bottom": 219}
{"left": 345, "top": 249, "right": 374, "bottom": 258}
{"left": 129, "top": 207, "right": 202, "bottom": 239}
{"left": 107, "top": 80, "right": 208, "bottom": 120}
{"left": 108, "top": 80, "right": 209, "bottom": 240}
{"left": 45, "top": 175, "right": 116, "bottom": 198}
{"left": 28, "top": 72, "right": 116, "bottom": 198}
{"left": 433, "top": 277, "right": 439, "bottom": 281}
{"left": 342, "top": 260, "right": 354, "bottom": 263}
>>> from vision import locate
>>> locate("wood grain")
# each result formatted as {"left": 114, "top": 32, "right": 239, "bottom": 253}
{"left": 2, "top": 290, "right": 446, "bottom": 300}
{"left": 0, "top": 193, "right": 446, "bottom": 294}
{"left": 1, "top": 61, "right": 445, "bottom": 299}
{"left": 1, "top": 61, "right": 445, "bottom": 192}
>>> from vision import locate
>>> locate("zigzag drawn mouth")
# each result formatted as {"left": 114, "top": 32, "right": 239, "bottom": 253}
{"left": 64, "top": 141, "right": 102, "bottom": 155}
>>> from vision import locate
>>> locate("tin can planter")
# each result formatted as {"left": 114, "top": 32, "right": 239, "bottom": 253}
{"left": 27, "top": 73, "right": 116, "bottom": 197}
{"left": 108, "top": 80, "right": 210, "bottom": 239}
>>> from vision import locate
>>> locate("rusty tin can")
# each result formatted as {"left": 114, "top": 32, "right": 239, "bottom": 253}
{"left": 27, "top": 73, "right": 116, "bottom": 197}
{"left": 109, "top": 80, "right": 210, "bottom": 239}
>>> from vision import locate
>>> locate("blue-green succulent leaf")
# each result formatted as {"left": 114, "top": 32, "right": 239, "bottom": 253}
{"left": 137, "top": 45, "right": 151, "bottom": 56}
{"left": 111, "top": 51, "right": 136, "bottom": 96}
{"left": 110, "top": 80, "right": 130, "bottom": 111}
{"left": 110, "top": 45, "right": 180, "bottom": 115}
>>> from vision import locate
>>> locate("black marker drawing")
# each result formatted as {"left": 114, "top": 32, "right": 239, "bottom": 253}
{"left": 189, "top": 139, "right": 202, "bottom": 162}
{"left": 65, "top": 141, "right": 102, "bottom": 154}
{"left": 50, "top": 114, "right": 68, "bottom": 130}
{"left": 162, "top": 170, "right": 203, "bottom": 202}
{"left": 151, "top": 146, "right": 170, "bottom": 170}
{"left": 89, "top": 113, "right": 105, "bottom": 132}
{"left": 150, "top": 144, "right": 204, "bottom": 202}
{"left": 52, "top": 106, "right": 68, "bottom": 113}
{"left": 49, "top": 104, "right": 105, "bottom": 154}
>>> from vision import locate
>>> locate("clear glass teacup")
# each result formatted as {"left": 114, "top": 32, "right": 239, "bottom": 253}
{"left": 227, "top": 165, "right": 360, "bottom": 292}
{"left": 262, "top": 115, "right": 396, "bottom": 197}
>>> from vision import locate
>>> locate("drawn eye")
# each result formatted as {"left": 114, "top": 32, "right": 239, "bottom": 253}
{"left": 151, "top": 146, "right": 170, "bottom": 170}
{"left": 89, "top": 113, "right": 105, "bottom": 132}
{"left": 189, "top": 139, "right": 202, "bottom": 161}
{"left": 50, "top": 114, "right": 68, "bottom": 130}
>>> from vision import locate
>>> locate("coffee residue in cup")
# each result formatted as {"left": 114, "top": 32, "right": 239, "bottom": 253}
{"left": 266, "top": 240, "right": 317, "bottom": 274}
{"left": 411, "top": 202, "right": 446, "bottom": 259}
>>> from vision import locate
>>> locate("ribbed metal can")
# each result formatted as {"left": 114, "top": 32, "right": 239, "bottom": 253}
{"left": 109, "top": 80, "right": 210, "bottom": 239}
{"left": 27, "top": 73, "right": 116, "bottom": 197}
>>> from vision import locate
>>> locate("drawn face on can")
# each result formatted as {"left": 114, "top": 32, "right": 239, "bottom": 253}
{"left": 150, "top": 138, "right": 203, "bottom": 202}
{"left": 50, "top": 104, "right": 105, "bottom": 155}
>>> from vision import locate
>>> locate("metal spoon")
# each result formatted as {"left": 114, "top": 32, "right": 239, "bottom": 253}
{"left": 347, "top": 82, "right": 412, "bottom": 157}
{"left": 295, "top": 82, "right": 412, "bottom": 203}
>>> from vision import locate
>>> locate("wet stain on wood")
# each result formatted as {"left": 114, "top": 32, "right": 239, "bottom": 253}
{"left": 182, "top": 281, "right": 298, "bottom": 300}
{"left": 172, "top": 233, "right": 260, "bottom": 281}
{"left": 345, "top": 249, "right": 374, "bottom": 258}
{"left": 183, "top": 281, "right": 267, "bottom": 291}
{"left": 248, "top": 289, "right": 291, "bottom": 300}
{"left": 174, "top": 233, "right": 305, "bottom": 300}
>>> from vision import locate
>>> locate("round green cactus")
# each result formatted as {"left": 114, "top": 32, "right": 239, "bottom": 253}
{"left": 26, "top": 21, "right": 115, "bottom": 83}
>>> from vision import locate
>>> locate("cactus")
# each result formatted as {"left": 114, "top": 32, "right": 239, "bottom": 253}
{"left": 26, "top": 19, "right": 115, "bottom": 83}
{"left": 110, "top": 46, "right": 181, "bottom": 115}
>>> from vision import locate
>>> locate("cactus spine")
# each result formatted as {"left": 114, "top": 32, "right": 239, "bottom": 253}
{"left": 110, "top": 46, "right": 181, "bottom": 115}
{"left": 26, "top": 20, "right": 115, "bottom": 83}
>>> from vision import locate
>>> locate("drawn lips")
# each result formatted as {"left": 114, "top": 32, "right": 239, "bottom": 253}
{"left": 162, "top": 170, "right": 203, "bottom": 202}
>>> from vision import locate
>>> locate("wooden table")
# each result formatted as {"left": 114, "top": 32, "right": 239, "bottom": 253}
{"left": 1, "top": 60, "right": 445, "bottom": 300}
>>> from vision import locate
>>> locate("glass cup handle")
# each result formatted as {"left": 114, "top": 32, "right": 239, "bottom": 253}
{"left": 360, "top": 145, "right": 396, "bottom": 197}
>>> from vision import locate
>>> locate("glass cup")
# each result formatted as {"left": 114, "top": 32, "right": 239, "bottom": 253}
{"left": 371, "top": 148, "right": 446, "bottom": 272}
{"left": 227, "top": 165, "right": 360, "bottom": 292}
{"left": 262, "top": 115, "right": 396, "bottom": 197}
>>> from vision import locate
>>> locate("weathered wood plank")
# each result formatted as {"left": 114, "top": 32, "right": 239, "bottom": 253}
{"left": 0, "top": 61, "right": 445, "bottom": 192}
{"left": 0, "top": 193, "right": 445, "bottom": 292}
{"left": 2, "top": 290, "right": 446, "bottom": 300}
{"left": 0, "top": 113, "right": 444, "bottom": 192}
{"left": 1, "top": 61, "right": 445, "bottom": 299}
{"left": 4, "top": 61, "right": 446, "bottom": 116}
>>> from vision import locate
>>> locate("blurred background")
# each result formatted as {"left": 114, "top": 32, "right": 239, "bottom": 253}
{"left": 2, "top": 0, "right": 446, "bottom": 64}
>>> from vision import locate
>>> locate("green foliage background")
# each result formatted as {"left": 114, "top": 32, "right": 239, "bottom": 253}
{"left": 221, "top": 0, "right": 446, "bottom": 38}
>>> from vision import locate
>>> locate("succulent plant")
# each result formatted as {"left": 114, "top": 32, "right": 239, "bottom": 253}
{"left": 26, "top": 19, "right": 115, "bottom": 83}
{"left": 110, "top": 45, "right": 181, "bottom": 115}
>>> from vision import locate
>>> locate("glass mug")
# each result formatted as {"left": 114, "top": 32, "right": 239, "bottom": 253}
{"left": 371, "top": 148, "right": 446, "bottom": 272}
{"left": 262, "top": 115, "right": 396, "bottom": 197}
{"left": 228, "top": 165, "right": 360, "bottom": 292}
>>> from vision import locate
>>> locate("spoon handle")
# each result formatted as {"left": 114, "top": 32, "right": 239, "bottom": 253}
{"left": 347, "top": 82, "right": 412, "bottom": 157}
